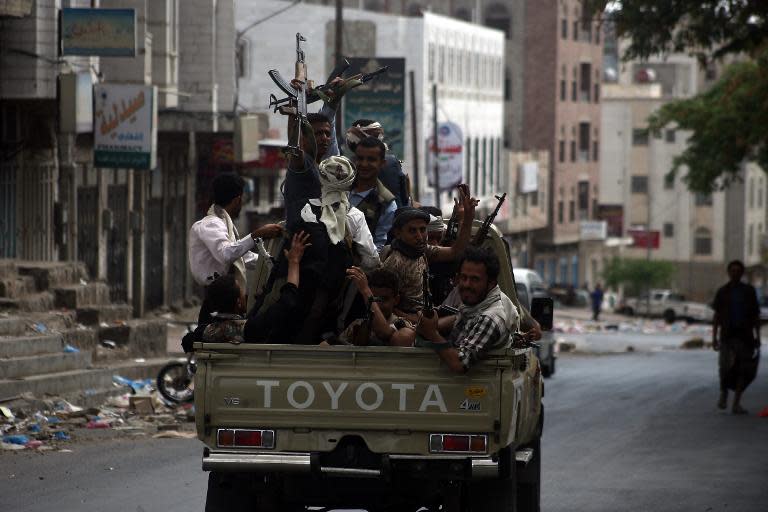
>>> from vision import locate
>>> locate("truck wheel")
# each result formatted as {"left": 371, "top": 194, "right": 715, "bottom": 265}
{"left": 205, "top": 473, "right": 281, "bottom": 512}
{"left": 542, "top": 356, "right": 555, "bottom": 378}
{"left": 467, "top": 473, "right": 517, "bottom": 512}
{"left": 516, "top": 438, "right": 541, "bottom": 512}
{"left": 663, "top": 309, "right": 676, "bottom": 324}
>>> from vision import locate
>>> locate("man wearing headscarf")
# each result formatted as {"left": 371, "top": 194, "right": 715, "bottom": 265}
{"left": 382, "top": 185, "right": 476, "bottom": 313}
{"left": 346, "top": 119, "right": 410, "bottom": 207}
{"left": 188, "top": 172, "right": 282, "bottom": 324}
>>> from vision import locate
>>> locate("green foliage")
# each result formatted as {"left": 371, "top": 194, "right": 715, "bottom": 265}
{"left": 582, "top": 0, "right": 768, "bottom": 193}
{"left": 602, "top": 257, "right": 676, "bottom": 296}
{"left": 647, "top": 53, "right": 768, "bottom": 192}
{"left": 583, "top": 1, "right": 768, "bottom": 61}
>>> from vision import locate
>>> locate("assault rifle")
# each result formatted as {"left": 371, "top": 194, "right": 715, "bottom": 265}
{"left": 422, "top": 269, "right": 434, "bottom": 315}
{"left": 268, "top": 61, "right": 389, "bottom": 114}
{"left": 471, "top": 193, "right": 507, "bottom": 246}
{"left": 271, "top": 33, "right": 308, "bottom": 158}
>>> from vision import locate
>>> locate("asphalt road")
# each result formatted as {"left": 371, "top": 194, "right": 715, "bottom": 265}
{"left": 1, "top": 348, "right": 766, "bottom": 512}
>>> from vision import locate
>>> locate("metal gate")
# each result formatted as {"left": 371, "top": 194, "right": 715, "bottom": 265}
{"left": 77, "top": 186, "right": 99, "bottom": 279}
{"left": 0, "top": 164, "right": 16, "bottom": 258}
{"left": 166, "top": 192, "right": 187, "bottom": 305}
{"left": 18, "top": 163, "right": 56, "bottom": 260}
{"left": 107, "top": 184, "right": 129, "bottom": 302}
{"left": 145, "top": 198, "right": 165, "bottom": 310}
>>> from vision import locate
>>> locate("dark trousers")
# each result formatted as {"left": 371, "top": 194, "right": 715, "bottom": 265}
{"left": 244, "top": 283, "right": 300, "bottom": 344}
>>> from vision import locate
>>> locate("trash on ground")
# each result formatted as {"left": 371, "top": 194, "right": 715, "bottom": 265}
{"left": 153, "top": 430, "right": 196, "bottom": 439}
{"left": 63, "top": 344, "right": 80, "bottom": 353}
{"left": 129, "top": 396, "right": 155, "bottom": 415}
{"left": 100, "top": 339, "right": 117, "bottom": 349}
{"left": 3, "top": 434, "right": 30, "bottom": 445}
{"left": 32, "top": 322, "right": 48, "bottom": 333}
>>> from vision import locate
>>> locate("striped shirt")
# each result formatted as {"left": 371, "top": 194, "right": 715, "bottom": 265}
{"left": 449, "top": 314, "right": 505, "bottom": 369}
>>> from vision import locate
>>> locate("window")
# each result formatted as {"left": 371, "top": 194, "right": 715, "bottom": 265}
{"left": 407, "top": 3, "right": 423, "bottom": 16}
{"left": 559, "top": 140, "right": 565, "bottom": 162}
{"left": 631, "top": 176, "right": 648, "bottom": 194}
{"left": 664, "top": 223, "right": 674, "bottom": 238}
{"left": 748, "top": 224, "right": 754, "bottom": 256}
{"left": 694, "top": 227, "right": 712, "bottom": 255}
{"left": 465, "top": 137, "right": 471, "bottom": 184}
{"left": 569, "top": 200, "right": 575, "bottom": 222}
{"left": 428, "top": 44, "right": 435, "bottom": 81}
{"left": 695, "top": 193, "right": 712, "bottom": 206}
{"left": 438, "top": 46, "right": 445, "bottom": 82}
{"left": 558, "top": 201, "right": 564, "bottom": 223}
{"left": 593, "top": 83, "right": 600, "bottom": 102}
{"left": 665, "top": 129, "right": 676, "bottom": 143}
{"left": 560, "top": 79, "right": 566, "bottom": 101}
{"left": 581, "top": 20, "right": 592, "bottom": 43}
{"left": 473, "top": 138, "right": 480, "bottom": 191}
{"left": 749, "top": 178, "right": 755, "bottom": 208}
{"left": 573, "top": 20, "right": 579, "bottom": 41}
{"left": 579, "top": 63, "right": 592, "bottom": 101}
{"left": 759, "top": 180, "right": 764, "bottom": 208}
{"left": 561, "top": 18, "right": 568, "bottom": 39}
{"left": 578, "top": 122, "right": 590, "bottom": 161}
{"left": 632, "top": 129, "right": 649, "bottom": 146}
{"left": 505, "top": 70, "right": 511, "bottom": 100}
{"left": 364, "top": 0, "right": 383, "bottom": 11}
{"left": 578, "top": 181, "right": 589, "bottom": 212}
{"left": 485, "top": 4, "right": 511, "bottom": 38}
{"left": 664, "top": 174, "right": 674, "bottom": 190}
{"left": 481, "top": 138, "right": 488, "bottom": 195}
{"left": 531, "top": 190, "right": 538, "bottom": 206}
{"left": 570, "top": 140, "right": 576, "bottom": 162}
{"left": 455, "top": 7, "right": 471, "bottom": 21}
{"left": 571, "top": 80, "right": 577, "bottom": 101}
{"left": 236, "top": 40, "right": 250, "bottom": 78}
{"left": 593, "top": 140, "right": 599, "bottom": 162}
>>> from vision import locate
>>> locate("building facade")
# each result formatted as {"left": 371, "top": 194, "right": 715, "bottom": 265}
{"left": 598, "top": 51, "right": 768, "bottom": 301}
{"left": 238, "top": 1, "right": 505, "bottom": 211}
{"left": 0, "top": 0, "right": 237, "bottom": 314}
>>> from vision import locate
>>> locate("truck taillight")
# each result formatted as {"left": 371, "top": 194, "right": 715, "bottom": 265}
{"left": 217, "top": 429, "right": 275, "bottom": 449}
{"left": 429, "top": 434, "right": 487, "bottom": 454}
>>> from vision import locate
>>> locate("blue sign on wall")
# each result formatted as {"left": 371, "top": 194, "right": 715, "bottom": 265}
{"left": 60, "top": 8, "right": 136, "bottom": 57}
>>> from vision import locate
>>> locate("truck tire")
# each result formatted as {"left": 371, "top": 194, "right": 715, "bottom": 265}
{"left": 663, "top": 309, "right": 676, "bottom": 324}
{"left": 542, "top": 356, "right": 555, "bottom": 378}
{"left": 205, "top": 472, "right": 281, "bottom": 512}
{"left": 516, "top": 437, "right": 541, "bottom": 512}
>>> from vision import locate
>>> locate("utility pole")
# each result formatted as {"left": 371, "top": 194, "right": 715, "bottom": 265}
{"left": 432, "top": 83, "right": 441, "bottom": 211}
{"left": 409, "top": 70, "right": 420, "bottom": 202}
{"left": 334, "top": 0, "right": 343, "bottom": 140}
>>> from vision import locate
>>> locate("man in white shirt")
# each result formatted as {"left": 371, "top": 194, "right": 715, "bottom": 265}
{"left": 189, "top": 172, "right": 282, "bottom": 323}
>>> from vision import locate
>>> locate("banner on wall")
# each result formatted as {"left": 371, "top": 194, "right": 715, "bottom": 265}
{"left": 427, "top": 121, "right": 464, "bottom": 191}
{"left": 94, "top": 84, "right": 157, "bottom": 169}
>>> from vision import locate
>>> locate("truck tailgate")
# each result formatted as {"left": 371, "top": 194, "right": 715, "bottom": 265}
{"left": 197, "top": 344, "right": 507, "bottom": 437}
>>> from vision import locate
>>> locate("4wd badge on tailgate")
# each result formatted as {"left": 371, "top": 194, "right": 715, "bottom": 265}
{"left": 464, "top": 386, "right": 487, "bottom": 398}
{"left": 459, "top": 398, "right": 482, "bottom": 411}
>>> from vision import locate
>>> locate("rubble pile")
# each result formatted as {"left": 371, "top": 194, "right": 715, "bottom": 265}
{"left": 1, "top": 375, "right": 195, "bottom": 453}
{"left": 554, "top": 318, "right": 713, "bottom": 337}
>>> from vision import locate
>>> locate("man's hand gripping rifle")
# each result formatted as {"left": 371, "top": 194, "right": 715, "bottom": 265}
{"left": 267, "top": 33, "right": 309, "bottom": 158}
{"left": 471, "top": 193, "right": 507, "bottom": 246}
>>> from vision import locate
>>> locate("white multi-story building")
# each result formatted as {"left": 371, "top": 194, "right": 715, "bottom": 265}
{"left": 598, "top": 52, "right": 767, "bottom": 300}
{"left": 236, "top": 1, "right": 504, "bottom": 212}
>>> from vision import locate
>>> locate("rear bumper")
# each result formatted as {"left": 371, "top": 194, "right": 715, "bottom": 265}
{"left": 202, "top": 449, "right": 501, "bottom": 480}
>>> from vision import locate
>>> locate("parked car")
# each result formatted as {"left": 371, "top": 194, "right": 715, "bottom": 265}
{"left": 624, "top": 289, "right": 714, "bottom": 324}
{"left": 514, "top": 268, "right": 556, "bottom": 378}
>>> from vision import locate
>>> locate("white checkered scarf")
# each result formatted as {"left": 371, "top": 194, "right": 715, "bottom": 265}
{"left": 318, "top": 155, "right": 356, "bottom": 244}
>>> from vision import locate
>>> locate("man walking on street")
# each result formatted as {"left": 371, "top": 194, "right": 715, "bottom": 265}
{"left": 712, "top": 260, "right": 761, "bottom": 415}
{"left": 591, "top": 283, "right": 604, "bottom": 321}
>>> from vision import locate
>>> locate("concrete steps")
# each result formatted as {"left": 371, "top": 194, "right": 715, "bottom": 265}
{"left": 0, "top": 275, "right": 36, "bottom": 299}
{"left": 0, "top": 317, "right": 28, "bottom": 336}
{"left": 0, "top": 351, "right": 92, "bottom": 380}
{"left": 76, "top": 304, "right": 133, "bottom": 326}
{"left": 54, "top": 283, "right": 110, "bottom": 309}
{"left": 0, "top": 358, "right": 169, "bottom": 402}
{"left": 0, "top": 334, "right": 63, "bottom": 358}
{"left": 17, "top": 261, "right": 88, "bottom": 291}
{"left": 0, "top": 292, "right": 55, "bottom": 312}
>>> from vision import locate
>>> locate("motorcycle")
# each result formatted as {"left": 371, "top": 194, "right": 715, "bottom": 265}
{"left": 156, "top": 324, "right": 197, "bottom": 404}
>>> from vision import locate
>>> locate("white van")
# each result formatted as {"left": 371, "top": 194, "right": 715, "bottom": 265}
{"left": 513, "top": 268, "right": 556, "bottom": 378}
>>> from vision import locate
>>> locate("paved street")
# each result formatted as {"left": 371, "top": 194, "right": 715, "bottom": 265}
{"left": 2, "top": 345, "right": 766, "bottom": 512}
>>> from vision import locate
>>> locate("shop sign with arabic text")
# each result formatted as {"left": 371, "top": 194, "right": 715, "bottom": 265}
{"left": 60, "top": 8, "right": 136, "bottom": 57}
{"left": 94, "top": 84, "right": 157, "bottom": 169}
